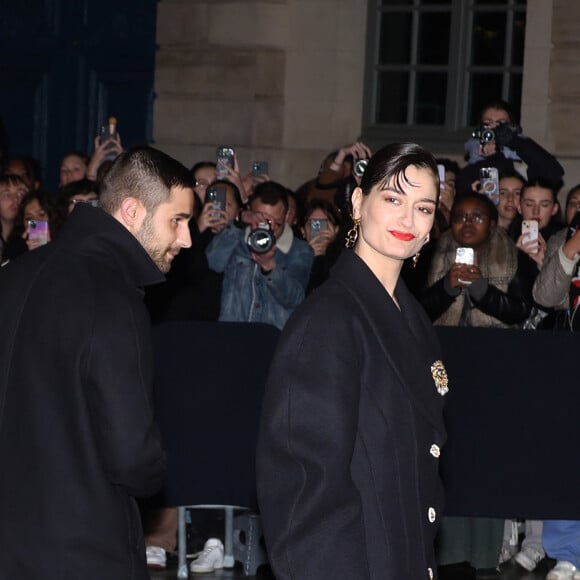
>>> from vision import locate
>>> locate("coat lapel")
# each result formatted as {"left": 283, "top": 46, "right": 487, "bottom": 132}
{"left": 332, "top": 250, "right": 447, "bottom": 433}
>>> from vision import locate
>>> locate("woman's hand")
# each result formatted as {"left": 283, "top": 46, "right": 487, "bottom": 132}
{"left": 448, "top": 263, "right": 482, "bottom": 288}
{"left": 197, "top": 203, "right": 228, "bottom": 234}
{"left": 87, "top": 134, "right": 123, "bottom": 180}
{"left": 217, "top": 153, "right": 250, "bottom": 204}
{"left": 308, "top": 226, "right": 338, "bottom": 257}
{"left": 516, "top": 232, "right": 546, "bottom": 266}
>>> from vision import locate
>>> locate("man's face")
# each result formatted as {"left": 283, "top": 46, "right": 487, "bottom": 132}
{"left": 250, "top": 199, "right": 287, "bottom": 240}
{"left": 133, "top": 185, "right": 194, "bottom": 273}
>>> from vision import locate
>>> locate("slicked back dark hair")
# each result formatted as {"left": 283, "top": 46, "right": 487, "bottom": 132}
{"left": 521, "top": 176, "right": 560, "bottom": 203}
{"left": 359, "top": 142, "right": 439, "bottom": 197}
{"left": 99, "top": 146, "right": 194, "bottom": 215}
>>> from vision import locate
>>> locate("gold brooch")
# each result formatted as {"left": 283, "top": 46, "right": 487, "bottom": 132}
{"left": 431, "top": 360, "right": 449, "bottom": 396}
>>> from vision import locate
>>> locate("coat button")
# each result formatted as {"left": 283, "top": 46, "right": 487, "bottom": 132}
{"left": 428, "top": 567, "right": 434, "bottom": 579}
{"left": 428, "top": 507, "right": 436, "bottom": 523}
{"left": 430, "top": 444, "right": 440, "bottom": 458}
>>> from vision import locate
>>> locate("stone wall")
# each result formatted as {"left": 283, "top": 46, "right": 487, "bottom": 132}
{"left": 154, "top": 0, "right": 580, "bottom": 194}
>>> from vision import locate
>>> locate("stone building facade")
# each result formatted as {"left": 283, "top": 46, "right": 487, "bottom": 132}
{"left": 153, "top": 0, "right": 580, "bottom": 196}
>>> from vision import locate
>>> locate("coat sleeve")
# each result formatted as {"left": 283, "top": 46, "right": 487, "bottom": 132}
{"left": 261, "top": 243, "right": 313, "bottom": 308}
{"left": 86, "top": 291, "right": 166, "bottom": 498}
{"left": 470, "top": 251, "right": 534, "bottom": 324}
{"left": 256, "top": 301, "right": 370, "bottom": 580}
{"left": 205, "top": 224, "right": 241, "bottom": 273}
{"left": 533, "top": 230, "right": 576, "bottom": 308}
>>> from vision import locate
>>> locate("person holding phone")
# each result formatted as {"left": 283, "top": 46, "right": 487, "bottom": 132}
{"left": 257, "top": 143, "right": 447, "bottom": 580}
{"left": 299, "top": 199, "right": 343, "bottom": 294}
{"left": 421, "top": 192, "right": 533, "bottom": 329}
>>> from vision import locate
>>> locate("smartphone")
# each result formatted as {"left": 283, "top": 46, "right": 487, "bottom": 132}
{"left": 437, "top": 164, "right": 446, "bottom": 189}
{"left": 27, "top": 219, "right": 49, "bottom": 246}
{"left": 99, "top": 116, "right": 118, "bottom": 161}
{"left": 522, "top": 219, "right": 539, "bottom": 253}
{"left": 216, "top": 146, "right": 235, "bottom": 180}
{"left": 479, "top": 167, "right": 500, "bottom": 205}
{"left": 206, "top": 185, "right": 227, "bottom": 216}
{"left": 309, "top": 218, "right": 328, "bottom": 237}
{"left": 252, "top": 161, "right": 269, "bottom": 178}
{"left": 455, "top": 247, "right": 475, "bottom": 265}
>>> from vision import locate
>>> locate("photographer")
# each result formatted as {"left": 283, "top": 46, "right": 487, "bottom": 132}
{"left": 206, "top": 181, "right": 313, "bottom": 330}
{"left": 456, "top": 99, "right": 564, "bottom": 197}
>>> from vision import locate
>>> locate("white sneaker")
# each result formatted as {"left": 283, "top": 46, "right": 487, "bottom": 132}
{"left": 547, "top": 561, "right": 578, "bottom": 580}
{"left": 513, "top": 546, "right": 544, "bottom": 571}
{"left": 146, "top": 545, "right": 166, "bottom": 569}
{"left": 190, "top": 538, "right": 224, "bottom": 574}
{"left": 498, "top": 543, "right": 518, "bottom": 565}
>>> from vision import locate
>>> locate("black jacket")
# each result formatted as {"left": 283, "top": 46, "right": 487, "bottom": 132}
{"left": 0, "top": 204, "right": 166, "bottom": 579}
{"left": 257, "top": 250, "right": 447, "bottom": 579}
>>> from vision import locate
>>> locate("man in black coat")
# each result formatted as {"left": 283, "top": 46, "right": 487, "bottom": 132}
{"left": 0, "top": 146, "right": 194, "bottom": 579}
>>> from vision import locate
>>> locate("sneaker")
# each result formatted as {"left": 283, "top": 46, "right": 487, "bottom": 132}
{"left": 146, "top": 545, "right": 166, "bottom": 569}
{"left": 190, "top": 538, "right": 224, "bottom": 574}
{"left": 498, "top": 544, "right": 518, "bottom": 565}
{"left": 513, "top": 547, "right": 544, "bottom": 571}
{"left": 547, "top": 561, "right": 578, "bottom": 580}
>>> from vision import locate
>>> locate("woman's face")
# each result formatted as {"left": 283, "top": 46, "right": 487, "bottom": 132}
{"left": 497, "top": 176, "right": 523, "bottom": 223}
{"left": 60, "top": 154, "right": 87, "bottom": 186}
{"left": 520, "top": 186, "right": 558, "bottom": 230}
{"left": 565, "top": 190, "right": 580, "bottom": 225}
{"left": 224, "top": 186, "right": 239, "bottom": 222}
{"left": 0, "top": 184, "right": 26, "bottom": 222}
{"left": 303, "top": 208, "right": 335, "bottom": 241}
{"left": 451, "top": 198, "right": 495, "bottom": 249}
{"left": 193, "top": 166, "right": 217, "bottom": 204}
{"left": 481, "top": 107, "right": 511, "bottom": 128}
{"left": 352, "top": 165, "right": 438, "bottom": 266}
{"left": 23, "top": 199, "right": 48, "bottom": 237}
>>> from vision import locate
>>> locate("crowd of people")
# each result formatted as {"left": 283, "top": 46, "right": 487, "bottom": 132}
{"left": 2, "top": 97, "right": 580, "bottom": 580}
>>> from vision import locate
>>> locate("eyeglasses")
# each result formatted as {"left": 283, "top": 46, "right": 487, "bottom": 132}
{"left": 70, "top": 198, "right": 99, "bottom": 208}
{"left": 451, "top": 212, "right": 489, "bottom": 224}
{"left": 0, "top": 191, "right": 25, "bottom": 202}
{"left": 194, "top": 180, "right": 210, "bottom": 188}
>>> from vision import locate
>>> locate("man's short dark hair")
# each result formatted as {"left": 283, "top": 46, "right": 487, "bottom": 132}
{"left": 251, "top": 181, "right": 289, "bottom": 212}
{"left": 99, "top": 146, "right": 194, "bottom": 215}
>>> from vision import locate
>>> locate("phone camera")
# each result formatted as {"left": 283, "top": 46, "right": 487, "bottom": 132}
{"left": 247, "top": 222, "right": 275, "bottom": 254}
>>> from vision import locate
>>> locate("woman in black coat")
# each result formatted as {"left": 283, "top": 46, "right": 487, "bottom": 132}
{"left": 257, "top": 143, "right": 448, "bottom": 579}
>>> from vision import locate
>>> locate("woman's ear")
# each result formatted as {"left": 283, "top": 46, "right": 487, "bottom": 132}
{"left": 351, "top": 187, "right": 363, "bottom": 220}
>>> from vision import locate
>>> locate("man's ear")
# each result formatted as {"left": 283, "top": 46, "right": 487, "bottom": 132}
{"left": 117, "top": 197, "right": 145, "bottom": 232}
{"left": 351, "top": 187, "right": 363, "bottom": 220}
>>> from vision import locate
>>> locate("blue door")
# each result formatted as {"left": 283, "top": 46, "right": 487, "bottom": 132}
{"left": 0, "top": 0, "right": 157, "bottom": 190}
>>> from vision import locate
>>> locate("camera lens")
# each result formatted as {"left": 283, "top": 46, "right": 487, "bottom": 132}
{"left": 247, "top": 225, "right": 275, "bottom": 254}
{"left": 353, "top": 158, "right": 368, "bottom": 178}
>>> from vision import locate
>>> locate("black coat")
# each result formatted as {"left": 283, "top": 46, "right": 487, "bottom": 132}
{"left": 0, "top": 204, "right": 166, "bottom": 579}
{"left": 256, "top": 250, "right": 447, "bottom": 580}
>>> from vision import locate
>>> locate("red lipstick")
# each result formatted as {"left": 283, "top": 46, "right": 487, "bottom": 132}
{"left": 389, "top": 230, "right": 416, "bottom": 241}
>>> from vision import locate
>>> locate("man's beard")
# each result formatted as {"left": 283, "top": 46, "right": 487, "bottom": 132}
{"left": 134, "top": 214, "right": 172, "bottom": 273}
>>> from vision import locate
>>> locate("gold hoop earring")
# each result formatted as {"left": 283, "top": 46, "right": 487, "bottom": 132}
{"left": 345, "top": 217, "right": 361, "bottom": 248}
{"left": 413, "top": 252, "right": 421, "bottom": 268}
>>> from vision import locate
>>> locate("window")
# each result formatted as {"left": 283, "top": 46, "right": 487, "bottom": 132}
{"left": 362, "top": 0, "right": 527, "bottom": 150}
